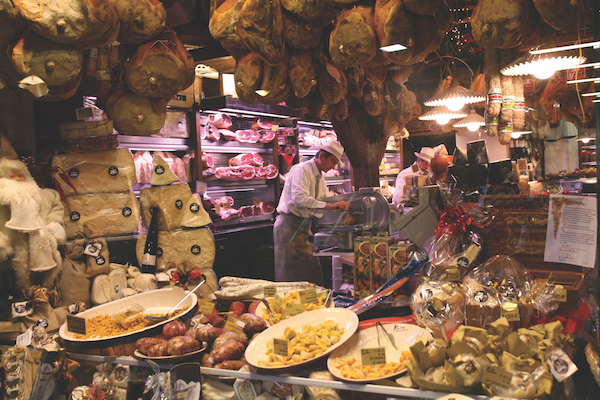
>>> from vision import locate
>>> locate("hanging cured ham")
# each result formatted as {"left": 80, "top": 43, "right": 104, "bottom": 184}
{"left": 236, "top": 0, "right": 285, "bottom": 66}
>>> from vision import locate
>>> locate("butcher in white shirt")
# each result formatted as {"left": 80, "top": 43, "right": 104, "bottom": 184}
{"left": 392, "top": 147, "right": 435, "bottom": 204}
{"left": 274, "top": 141, "right": 349, "bottom": 285}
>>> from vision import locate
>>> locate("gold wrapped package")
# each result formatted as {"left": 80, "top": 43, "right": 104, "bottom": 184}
{"left": 52, "top": 148, "right": 135, "bottom": 196}
{"left": 135, "top": 227, "right": 216, "bottom": 274}
{"left": 63, "top": 191, "right": 140, "bottom": 238}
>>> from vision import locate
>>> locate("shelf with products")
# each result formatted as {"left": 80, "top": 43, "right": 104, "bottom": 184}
{"left": 582, "top": 161, "right": 597, "bottom": 166}
{"left": 48, "top": 352, "right": 489, "bottom": 400}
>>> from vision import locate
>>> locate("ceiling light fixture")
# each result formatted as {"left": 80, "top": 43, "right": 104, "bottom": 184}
{"left": 452, "top": 110, "right": 485, "bottom": 132}
{"left": 423, "top": 85, "right": 486, "bottom": 111}
{"left": 529, "top": 41, "right": 600, "bottom": 55}
{"left": 582, "top": 91, "right": 600, "bottom": 97}
{"left": 511, "top": 130, "right": 532, "bottom": 140}
{"left": 380, "top": 44, "right": 407, "bottom": 52}
{"left": 557, "top": 61, "right": 600, "bottom": 70}
{"left": 501, "top": 51, "right": 586, "bottom": 79}
{"left": 418, "top": 105, "right": 467, "bottom": 125}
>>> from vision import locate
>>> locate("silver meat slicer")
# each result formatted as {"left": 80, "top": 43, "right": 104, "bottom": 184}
{"left": 313, "top": 186, "right": 441, "bottom": 251}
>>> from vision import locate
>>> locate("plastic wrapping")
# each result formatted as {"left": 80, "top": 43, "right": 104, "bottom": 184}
{"left": 52, "top": 148, "right": 135, "bottom": 196}
{"left": 140, "top": 184, "right": 211, "bottom": 231}
{"left": 63, "top": 191, "right": 140, "bottom": 238}
{"left": 464, "top": 255, "right": 533, "bottom": 330}
{"left": 135, "top": 227, "right": 216, "bottom": 274}
{"left": 411, "top": 281, "right": 466, "bottom": 337}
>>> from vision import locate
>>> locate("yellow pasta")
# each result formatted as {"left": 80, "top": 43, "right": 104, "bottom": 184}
{"left": 334, "top": 351, "right": 412, "bottom": 379}
{"left": 258, "top": 321, "right": 344, "bottom": 366}
{"left": 261, "top": 291, "right": 328, "bottom": 324}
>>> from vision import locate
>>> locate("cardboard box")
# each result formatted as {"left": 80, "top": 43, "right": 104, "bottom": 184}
{"left": 354, "top": 236, "right": 373, "bottom": 299}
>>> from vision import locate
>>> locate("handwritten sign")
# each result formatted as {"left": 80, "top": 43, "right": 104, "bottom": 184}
{"left": 299, "top": 288, "right": 318, "bottom": 304}
{"left": 273, "top": 338, "right": 289, "bottom": 357}
{"left": 482, "top": 365, "right": 513, "bottom": 388}
{"left": 283, "top": 303, "right": 304, "bottom": 317}
{"left": 66, "top": 315, "right": 87, "bottom": 335}
{"left": 263, "top": 287, "right": 276, "bottom": 298}
{"left": 501, "top": 302, "right": 520, "bottom": 322}
{"left": 198, "top": 300, "right": 215, "bottom": 314}
{"left": 361, "top": 347, "right": 386, "bottom": 366}
{"left": 224, "top": 316, "right": 245, "bottom": 335}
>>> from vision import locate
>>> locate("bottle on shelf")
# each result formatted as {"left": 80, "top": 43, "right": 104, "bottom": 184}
{"left": 141, "top": 207, "right": 159, "bottom": 273}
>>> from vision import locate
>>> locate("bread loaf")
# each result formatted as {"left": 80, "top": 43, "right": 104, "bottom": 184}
{"left": 52, "top": 148, "right": 135, "bottom": 196}
{"left": 105, "top": 82, "right": 168, "bottom": 136}
{"left": 136, "top": 228, "right": 216, "bottom": 272}
{"left": 237, "top": 0, "right": 285, "bottom": 66}
{"left": 63, "top": 191, "right": 141, "bottom": 238}
{"left": 329, "top": 6, "right": 377, "bottom": 67}
{"left": 114, "top": 0, "right": 166, "bottom": 45}
{"left": 124, "top": 27, "right": 195, "bottom": 98}
{"left": 10, "top": 28, "right": 82, "bottom": 87}
{"left": 234, "top": 51, "right": 263, "bottom": 105}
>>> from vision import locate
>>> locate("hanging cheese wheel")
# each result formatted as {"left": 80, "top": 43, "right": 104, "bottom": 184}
{"left": 124, "top": 28, "right": 195, "bottom": 98}
{"left": 105, "top": 82, "right": 168, "bottom": 136}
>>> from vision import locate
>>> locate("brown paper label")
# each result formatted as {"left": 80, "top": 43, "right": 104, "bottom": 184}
{"left": 273, "top": 338, "right": 289, "bottom": 357}
{"left": 283, "top": 303, "right": 304, "bottom": 317}
{"left": 553, "top": 285, "right": 567, "bottom": 302}
{"left": 272, "top": 294, "right": 284, "bottom": 313}
{"left": 361, "top": 347, "right": 386, "bottom": 366}
{"left": 66, "top": 315, "right": 87, "bottom": 335}
{"left": 445, "top": 268, "right": 461, "bottom": 282}
{"left": 501, "top": 301, "right": 520, "bottom": 322}
{"left": 198, "top": 300, "right": 215, "bottom": 314}
{"left": 263, "top": 287, "right": 276, "bottom": 298}
{"left": 482, "top": 365, "right": 513, "bottom": 388}
{"left": 299, "top": 288, "right": 318, "bottom": 304}
{"left": 224, "top": 316, "right": 245, "bottom": 334}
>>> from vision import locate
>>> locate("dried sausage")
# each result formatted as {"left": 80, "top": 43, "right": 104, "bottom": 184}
{"left": 194, "top": 325, "right": 223, "bottom": 343}
{"left": 208, "top": 339, "right": 245, "bottom": 364}
{"left": 167, "top": 336, "right": 201, "bottom": 355}
{"left": 135, "top": 337, "right": 167, "bottom": 355}
{"left": 238, "top": 313, "right": 268, "bottom": 335}
{"left": 213, "top": 331, "right": 248, "bottom": 349}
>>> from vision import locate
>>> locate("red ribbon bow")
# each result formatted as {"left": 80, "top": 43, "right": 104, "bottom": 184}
{"left": 435, "top": 205, "right": 480, "bottom": 239}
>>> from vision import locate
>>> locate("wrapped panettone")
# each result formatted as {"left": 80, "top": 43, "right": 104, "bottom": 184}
{"left": 135, "top": 227, "right": 216, "bottom": 273}
{"left": 52, "top": 148, "right": 135, "bottom": 196}
{"left": 63, "top": 191, "right": 140, "bottom": 238}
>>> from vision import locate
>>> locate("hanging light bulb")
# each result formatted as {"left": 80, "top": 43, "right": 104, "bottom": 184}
{"left": 424, "top": 85, "right": 485, "bottom": 109}
{"left": 511, "top": 132, "right": 522, "bottom": 139}
{"left": 452, "top": 110, "right": 485, "bottom": 132}
{"left": 418, "top": 105, "right": 467, "bottom": 125}
{"left": 581, "top": 138, "right": 591, "bottom": 144}
{"left": 435, "top": 115, "right": 451, "bottom": 125}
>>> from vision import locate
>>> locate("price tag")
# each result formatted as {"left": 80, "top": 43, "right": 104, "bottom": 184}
{"left": 271, "top": 125, "right": 280, "bottom": 131}
{"left": 224, "top": 316, "right": 246, "bottom": 335}
{"left": 16, "top": 330, "right": 32, "bottom": 347}
{"left": 482, "top": 365, "right": 513, "bottom": 388}
{"left": 553, "top": 285, "right": 568, "bottom": 302}
{"left": 299, "top": 288, "right": 318, "bottom": 304}
{"left": 445, "top": 268, "right": 461, "bottom": 282}
{"left": 75, "top": 107, "right": 93, "bottom": 120}
{"left": 283, "top": 303, "right": 304, "bottom": 317}
{"left": 272, "top": 294, "right": 284, "bottom": 313}
{"left": 234, "top": 380, "right": 257, "bottom": 400}
{"left": 84, "top": 241, "right": 102, "bottom": 257}
{"left": 501, "top": 301, "right": 520, "bottom": 322}
{"left": 263, "top": 287, "right": 276, "bottom": 298}
{"left": 361, "top": 347, "right": 386, "bottom": 366}
{"left": 253, "top": 198, "right": 261, "bottom": 205}
{"left": 196, "top": 181, "right": 207, "bottom": 194}
{"left": 273, "top": 338, "right": 289, "bottom": 357}
{"left": 198, "top": 300, "right": 215, "bottom": 314}
{"left": 66, "top": 315, "right": 87, "bottom": 335}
